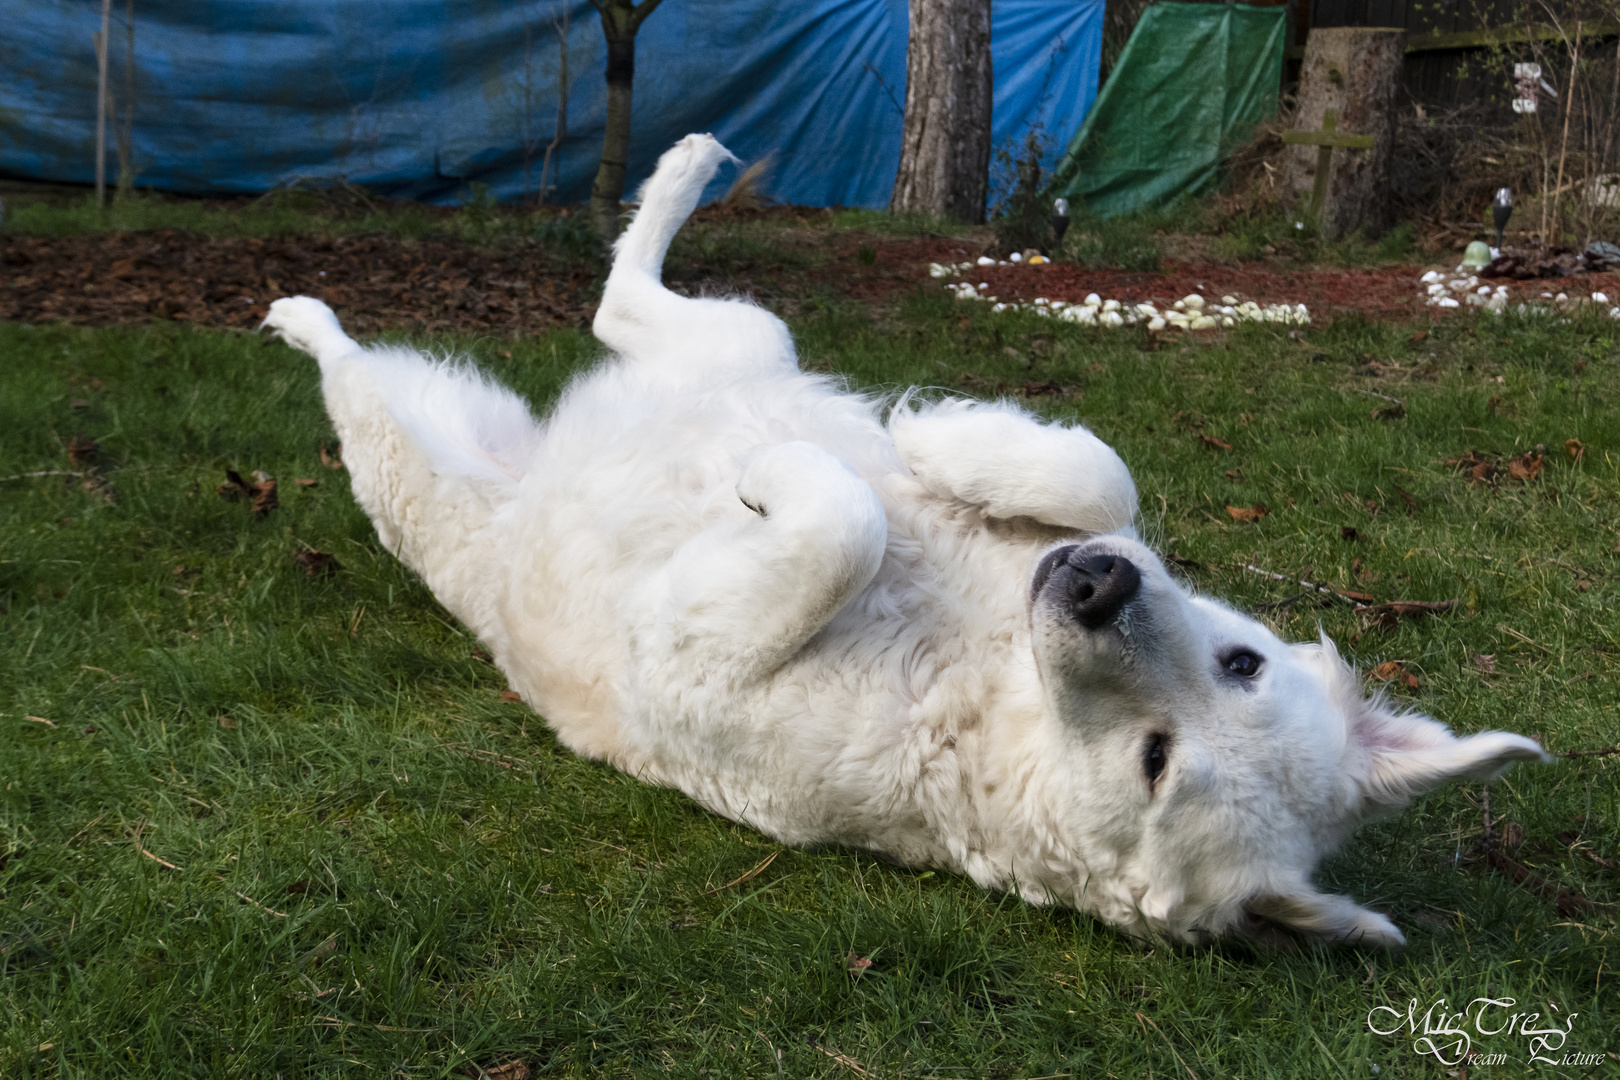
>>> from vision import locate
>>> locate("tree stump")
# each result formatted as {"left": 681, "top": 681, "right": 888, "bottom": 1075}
{"left": 1279, "top": 27, "right": 1404, "bottom": 239}
{"left": 890, "top": 0, "right": 993, "bottom": 225}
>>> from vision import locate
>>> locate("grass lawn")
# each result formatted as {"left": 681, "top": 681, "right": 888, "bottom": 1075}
{"left": 2, "top": 285, "right": 1617, "bottom": 1078}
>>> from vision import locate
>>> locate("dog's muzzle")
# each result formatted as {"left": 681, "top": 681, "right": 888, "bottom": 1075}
{"left": 1031, "top": 545, "right": 1142, "bottom": 629}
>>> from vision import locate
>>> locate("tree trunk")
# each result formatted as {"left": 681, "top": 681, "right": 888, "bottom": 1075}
{"left": 589, "top": 0, "right": 664, "bottom": 240}
{"left": 1279, "top": 27, "right": 1404, "bottom": 240}
{"left": 891, "top": 0, "right": 993, "bottom": 224}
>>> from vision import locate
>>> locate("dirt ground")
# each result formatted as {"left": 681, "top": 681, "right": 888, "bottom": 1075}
{"left": 7, "top": 216, "right": 1616, "bottom": 334}
{"left": 0, "top": 220, "right": 979, "bottom": 335}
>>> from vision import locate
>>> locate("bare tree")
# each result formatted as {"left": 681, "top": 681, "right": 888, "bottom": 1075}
{"left": 587, "top": 0, "right": 667, "bottom": 238}
{"left": 891, "top": 0, "right": 993, "bottom": 223}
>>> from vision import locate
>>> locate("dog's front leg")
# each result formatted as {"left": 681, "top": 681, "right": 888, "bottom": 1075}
{"left": 890, "top": 397, "right": 1137, "bottom": 535}
{"left": 623, "top": 441, "right": 887, "bottom": 706}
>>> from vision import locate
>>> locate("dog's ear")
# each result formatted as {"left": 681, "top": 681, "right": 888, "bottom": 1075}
{"left": 1315, "top": 632, "right": 1550, "bottom": 814}
{"left": 1243, "top": 889, "right": 1406, "bottom": 950}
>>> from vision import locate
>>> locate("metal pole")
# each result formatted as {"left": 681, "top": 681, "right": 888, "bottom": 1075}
{"left": 95, "top": 0, "right": 112, "bottom": 206}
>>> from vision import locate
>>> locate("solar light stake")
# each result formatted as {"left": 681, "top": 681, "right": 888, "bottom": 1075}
{"left": 1493, "top": 188, "right": 1513, "bottom": 250}
{"left": 1052, "top": 198, "right": 1071, "bottom": 256}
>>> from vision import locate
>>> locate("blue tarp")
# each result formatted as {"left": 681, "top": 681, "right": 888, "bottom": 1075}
{"left": 0, "top": 1, "right": 1103, "bottom": 209}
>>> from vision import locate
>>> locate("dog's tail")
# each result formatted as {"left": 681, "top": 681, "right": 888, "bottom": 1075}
{"left": 609, "top": 133, "right": 739, "bottom": 280}
{"left": 593, "top": 134, "right": 794, "bottom": 372}
{"left": 262, "top": 296, "right": 538, "bottom": 641}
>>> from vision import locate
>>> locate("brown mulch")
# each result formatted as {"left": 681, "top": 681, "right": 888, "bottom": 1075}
{"left": 0, "top": 228, "right": 984, "bottom": 333}
{"left": 0, "top": 231, "right": 600, "bottom": 335}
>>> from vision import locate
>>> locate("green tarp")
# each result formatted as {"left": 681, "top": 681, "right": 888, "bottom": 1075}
{"left": 1049, "top": 2, "right": 1286, "bottom": 218}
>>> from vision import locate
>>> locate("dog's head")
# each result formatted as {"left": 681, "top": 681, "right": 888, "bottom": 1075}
{"left": 1027, "top": 535, "right": 1548, "bottom": 949}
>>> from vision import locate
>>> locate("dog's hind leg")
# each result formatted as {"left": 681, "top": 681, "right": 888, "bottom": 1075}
{"left": 262, "top": 296, "right": 537, "bottom": 643}
{"left": 622, "top": 441, "right": 887, "bottom": 722}
{"left": 594, "top": 134, "right": 797, "bottom": 376}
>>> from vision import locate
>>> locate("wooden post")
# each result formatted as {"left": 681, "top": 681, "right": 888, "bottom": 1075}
{"left": 1279, "top": 27, "right": 1404, "bottom": 239}
{"left": 1281, "top": 109, "right": 1374, "bottom": 227}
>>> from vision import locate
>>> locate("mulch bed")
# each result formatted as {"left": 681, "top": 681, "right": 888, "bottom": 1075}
{"left": 0, "top": 227, "right": 982, "bottom": 334}
{"left": 0, "top": 231, "right": 600, "bottom": 335}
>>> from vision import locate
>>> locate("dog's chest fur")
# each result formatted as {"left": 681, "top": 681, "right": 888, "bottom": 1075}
{"left": 488, "top": 359, "right": 1067, "bottom": 876}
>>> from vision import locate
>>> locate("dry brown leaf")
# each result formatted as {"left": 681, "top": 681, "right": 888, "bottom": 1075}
{"left": 1225, "top": 503, "right": 1268, "bottom": 523}
{"left": 294, "top": 550, "right": 341, "bottom": 578}
{"left": 499, "top": 690, "right": 522, "bottom": 703}
{"left": 1408, "top": 330, "right": 1429, "bottom": 344}
{"left": 1224, "top": 468, "right": 1243, "bottom": 480}
{"left": 1019, "top": 380, "right": 1070, "bottom": 398}
{"left": 1340, "top": 526, "right": 1361, "bottom": 541}
{"left": 65, "top": 434, "right": 100, "bottom": 468}
{"left": 218, "top": 469, "right": 278, "bottom": 517}
{"left": 1370, "top": 660, "right": 1420, "bottom": 689}
{"left": 293, "top": 477, "right": 319, "bottom": 488}
{"left": 1201, "top": 435, "right": 1233, "bottom": 451}
{"left": 1506, "top": 453, "right": 1544, "bottom": 482}
{"left": 1565, "top": 437, "right": 1585, "bottom": 461}
{"left": 845, "top": 951, "right": 873, "bottom": 973}
{"left": 319, "top": 442, "right": 345, "bottom": 471}
{"left": 1396, "top": 486, "right": 1420, "bottom": 515}
{"left": 463, "top": 1061, "right": 530, "bottom": 1080}
{"left": 1472, "top": 652, "right": 1497, "bottom": 675}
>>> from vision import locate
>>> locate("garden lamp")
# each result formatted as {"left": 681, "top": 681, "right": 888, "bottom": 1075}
{"left": 1052, "top": 197, "right": 1071, "bottom": 255}
{"left": 1492, "top": 188, "right": 1513, "bottom": 249}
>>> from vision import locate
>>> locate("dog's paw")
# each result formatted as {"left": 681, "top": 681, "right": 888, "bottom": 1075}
{"left": 260, "top": 296, "right": 351, "bottom": 359}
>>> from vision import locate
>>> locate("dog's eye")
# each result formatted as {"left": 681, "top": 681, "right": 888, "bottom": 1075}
{"left": 1144, "top": 733, "right": 1167, "bottom": 786}
{"left": 1223, "top": 650, "right": 1263, "bottom": 678}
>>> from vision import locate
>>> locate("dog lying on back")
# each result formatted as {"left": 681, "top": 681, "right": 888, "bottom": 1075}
{"left": 263, "top": 134, "right": 1547, "bottom": 948}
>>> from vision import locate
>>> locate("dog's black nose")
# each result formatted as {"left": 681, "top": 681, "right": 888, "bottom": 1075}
{"left": 1065, "top": 552, "right": 1141, "bottom": 629}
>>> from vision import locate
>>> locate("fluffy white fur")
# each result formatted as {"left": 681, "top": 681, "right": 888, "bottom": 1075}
{"left": 263, "top": 134, "right": 1549, "bottom": 949}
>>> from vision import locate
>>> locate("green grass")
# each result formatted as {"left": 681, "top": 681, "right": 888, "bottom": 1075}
{"left": 3, "top": 293, "right": 1618, "bottom": 1078}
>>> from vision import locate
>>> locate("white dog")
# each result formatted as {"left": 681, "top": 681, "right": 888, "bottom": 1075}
{"left": 263, "top": 134, "right": 1547, "bottom": 948}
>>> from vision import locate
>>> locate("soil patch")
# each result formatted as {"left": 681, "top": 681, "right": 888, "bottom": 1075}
{"left": 1, "top": 231, "right": 599, "bottom": 335}
{"left": 0, "top": 228, "right": 984, "bottom": 333}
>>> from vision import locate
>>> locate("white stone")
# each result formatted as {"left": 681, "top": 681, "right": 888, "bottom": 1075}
{"left": 1595, "top": 292, "right": 1610, "bottom": 303}
{"left": 976, "top": 255, "right": 996, "bottom": 266}
{"left": 1102, "top": 299, "right": 1121, "bottom": 312}
{"left": 1010, "top": 252, "right": 1023, "bottom": 263}
{"left": 1420, "top": 270, "right": 1442, "bottom": 283}
{"left": 1437, "top": 297, "right": 1460, "bottom": 308}
{"left": 1183, "top": 294, "right": 1205, "bottom": 310}
{"left": 1148, "top": 317, "right": 1167, "bottom": 331}
{"left": 1084, "top": 293, "right": 1102, "bottom": 307}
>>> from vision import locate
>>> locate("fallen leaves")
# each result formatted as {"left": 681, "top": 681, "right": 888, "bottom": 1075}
{"left": 1506, "top": 452, "right": 1544, "bottom": 482}
{"left": 461, "top": 1062, "right": 530, "bottom": 1080}
{"left": 218, "top": 469, "right": 278, "bottom": 517}
{"left": 499, "top": 690, "right": 523, "bottom": 703}
{"left": 1565, "top": 437, "right": 1585, "bottom": 461}
{"left": 65, "top": 434, "right": 100, "bottom": 469}
{"left": 1340, "top": 525, "right": 1361, "bottom": 541}
{"left": 1472, "top": 652, "right": 1497, "bottom": 675}
{"left": 1201, "top": 435, "right": 1233, "bottom": 451}
{"left": 1225, "top": 503, "right": 1268, "bottom": 523}
{"left": 845, "top": 951, "right": 874, "bottom": 973}
{"left": 293, "top": 550, "right": 341, "bottom": 578}
{"left": 319, "top": 442, "right": 345, "bottom": 470}
{"left": 1446, "top": 449, "right": 1547, "bottom": 485}
{"left": 1370, "top": 660, "right": 1420, "bottom": 689}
